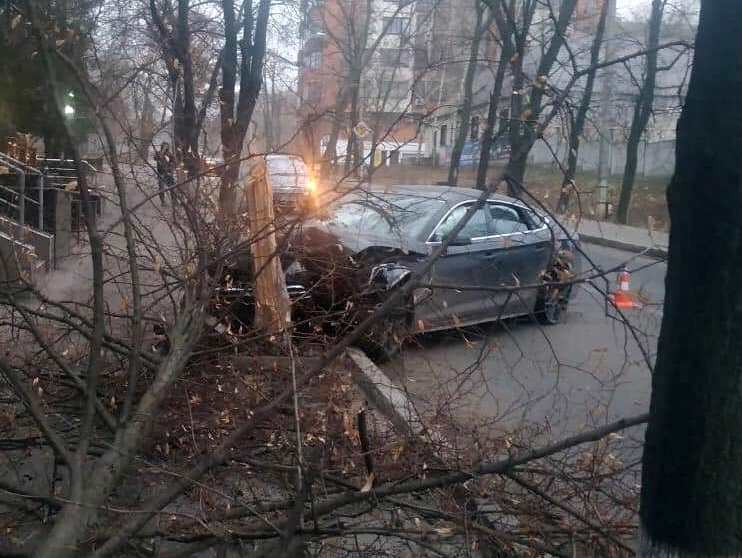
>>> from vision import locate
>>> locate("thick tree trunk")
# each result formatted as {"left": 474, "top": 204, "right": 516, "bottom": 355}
{"left": 556, "top": 0, "right": 609, "bottom": 213}
{"left": 219, "top": 0, "right": 270, "bottom": 216}
{"left": 448, "top": 2, "right": 486, "bottom": 186}
{"left": 504, "top": 141, "right": 528, "bottom": 195}
{"left": 475, "top": 89, "right": 499, "bottom": 190}
{"left": 247, "top": 163, "right": 291, "bottom": 335}
{"left": 219, "top": 0, "right": 239, "bottom": 214}
{"left": 505, "top": 47, "right": 527, "bottom": 197}
{"left": 639, "top": 1, "right": 742, "bottom": 556}
{"left": 616, "top": 0, "right": 663, "bottom": 224}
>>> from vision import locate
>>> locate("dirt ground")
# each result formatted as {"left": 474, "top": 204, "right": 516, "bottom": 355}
{"left": 363, "top": 163, "right": 671, "bottom": 232}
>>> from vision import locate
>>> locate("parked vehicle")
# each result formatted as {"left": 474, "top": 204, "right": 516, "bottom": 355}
{"left": 286, "top": 184, "right": 580, "bottom": 359}
{"left": 264, "top": 154, "right": 317, "bottom": 210}
{"left": 213, "top": 184, "right": 580, "bottom": 361}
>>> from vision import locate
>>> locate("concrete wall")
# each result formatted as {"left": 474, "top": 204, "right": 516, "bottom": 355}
{"left": 528, "top": 138, "right": 676, "bottom": 178}
{"left": 54, "top": 190, "right": 71, "bottom": 261}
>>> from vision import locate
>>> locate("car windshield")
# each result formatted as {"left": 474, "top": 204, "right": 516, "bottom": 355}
{"left": 267, "top": 156, "right": 306, "bottom": 176}
{"left": 325, "top": 193, "right": 445, "bottom": 239}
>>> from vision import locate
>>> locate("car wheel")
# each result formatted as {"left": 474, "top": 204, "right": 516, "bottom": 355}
{"left": 536, "top": 285, "right": 571, "bottom": 325}
{"left": 358, "top": 311, "right": 408, "bottom": 362}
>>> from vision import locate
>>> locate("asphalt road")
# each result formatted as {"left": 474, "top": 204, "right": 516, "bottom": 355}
{"left": 382, "top": 244, "right": 666, "bottom": 440}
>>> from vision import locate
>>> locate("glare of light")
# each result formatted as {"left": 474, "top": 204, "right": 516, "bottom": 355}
{"left": 63, "top": 104, "right": 74, "bottom": 116}
{"left": 67, "top": 91, "right": 75, "bottom": 98}
{"left": 306, "top": 176, "right": 318, "bottom": 193}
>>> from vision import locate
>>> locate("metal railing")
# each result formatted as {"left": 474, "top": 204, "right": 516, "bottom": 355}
{"left": 0, "top": 152, "right": 44, "bottom": 231}
{"left": 37, "top": 158, "right": 101, "bottom": 233}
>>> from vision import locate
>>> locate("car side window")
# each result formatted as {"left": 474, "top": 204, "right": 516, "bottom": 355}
{"left": 430, "top": 203, "right": 489, "bottom": 242}
{"left": 489, "top": 203, "right": 530, "bottom": 235}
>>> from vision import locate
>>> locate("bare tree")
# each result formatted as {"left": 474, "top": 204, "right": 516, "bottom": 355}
{"left": 476, "top": 0, "right": 512, "bottom": 190}
{"left": 501, "top": 0, "right": 578, "bottom": 196}
{"left": 556, "top": 0, "right": 609, "bottom": 213}
{"left": 219, "top": 0, "right": 271, "bottom": 215}
{"left": 615, "top": 0, "right": 665, "bottom": 224}
{"left": 447, "top": 0, "right": 491, "bottom": 186}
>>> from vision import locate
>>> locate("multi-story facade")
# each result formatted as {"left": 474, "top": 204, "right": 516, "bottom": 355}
{"left": 296, "top": 0, "right": 432, "bottom": 167}
{"left": 297, "top": 0, "right": 691, "bottom": 176}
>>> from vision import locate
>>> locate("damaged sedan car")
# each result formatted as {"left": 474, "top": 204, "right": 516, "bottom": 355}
{"left": 284, "top": 184, "right": 581, "bottom": 360}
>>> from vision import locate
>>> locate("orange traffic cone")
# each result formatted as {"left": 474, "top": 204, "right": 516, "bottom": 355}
{"left": 609, "top": 267, "right": 641, "bottom": 309}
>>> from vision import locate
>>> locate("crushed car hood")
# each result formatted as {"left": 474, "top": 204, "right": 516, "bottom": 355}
{"left": 296, "top": 220, "right": 427, "bottom": 256}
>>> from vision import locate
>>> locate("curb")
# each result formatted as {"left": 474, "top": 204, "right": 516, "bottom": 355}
{"left": 345, "top": 347, "right": 420, "bottom": 437}
{"left": 579, "top": 233, "right": 668, "bottom": 259}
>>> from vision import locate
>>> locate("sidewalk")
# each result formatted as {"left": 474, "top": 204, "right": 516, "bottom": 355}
{"left": 35, "top": 166, "right": 179, "bottom": 307}
{"left": 576, "top": 219, "right": 668, "bottom": 258}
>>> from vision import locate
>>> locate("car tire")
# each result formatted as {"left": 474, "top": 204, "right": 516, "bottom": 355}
{"left": 535, "top": 285, "right": 571, "bottom": 325}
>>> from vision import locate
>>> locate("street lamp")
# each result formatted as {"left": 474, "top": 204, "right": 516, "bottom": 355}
{"left": 64, "top": 91, "right": 75, "bottom": 117}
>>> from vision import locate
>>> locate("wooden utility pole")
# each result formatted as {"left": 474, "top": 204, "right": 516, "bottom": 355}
{"left": 246, "top": 160, "right": 291, "bottom": 336}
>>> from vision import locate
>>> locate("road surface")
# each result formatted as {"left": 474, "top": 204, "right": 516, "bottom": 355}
{"left": 383, "top": 244, "right": 666, "bottom": 440}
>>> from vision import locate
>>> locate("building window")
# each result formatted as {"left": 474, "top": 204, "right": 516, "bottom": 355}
{"left": 305, "top": 82, "right": 322, "bottom": 104}
{"left": 381, "top": 80, "right": 409, "bottom": 99}
{"left": 470, "top": 116, "right": 480, "bottom": 140}
{"left": 380, "top": 48, "right": 410, "bottom": 67}
{"left": 305, "top": 51, "right": 322, "bottom": 70}
{"left": 498, "top": 108, "right": 510, "bottom": 134}
{"left": 383, "top": 16, "right": 410, "bottom": 35}
{"left": 440, "top": 124, "right": 447, "bottom": 146}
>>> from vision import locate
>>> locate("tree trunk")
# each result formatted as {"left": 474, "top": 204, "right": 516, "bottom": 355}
{"left": 476, "top": 34, "right": 511, "bottom": 190}
{"left": 219, "top": 0, "right": 271, "bottom": 216}
{"left": 176, "top": 0, "right": 199, "bottom": 179}
{"left": 503, "top": 0, "right": 577, "bottom": 197}
{"left": 246, "top": 162, "right": 291, "bottom": 335}
{"left": 344, "top": 66, "right": 361, "bottom": 176}
{"left": 504, "top": 42, "right": 527, "bottom": 197}
{"left": 556, "top": 0, "right": 609, "bottom": 213}
{"left": 639, "top": 1, "right": 742, "bottom": 556}
{"left": 504, "top": 140, "right": 528, "bottom": 195}
{"left": 262, "top": 73, "right": 274, "bottom": 151}
{"left": 219, "top": 0, "right": 239, "bottom": 214}
{"left": 616, "top": 0, "right": 663, "bottom": 224}
{"left": 138, "top": 81, "right": 155, "bottom": 161}
{"left": 321, "top": 89, "right": 350, "bottom": 178}
{"left": 448, "top": 2, "right": 486, "bottom": 186}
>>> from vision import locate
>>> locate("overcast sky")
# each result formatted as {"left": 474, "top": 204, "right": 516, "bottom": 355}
{"left": 617, "top": 0, "right": 652, "bottom": 18}
{"left": 617, "top": 0, "right": 700, "bottom": 20}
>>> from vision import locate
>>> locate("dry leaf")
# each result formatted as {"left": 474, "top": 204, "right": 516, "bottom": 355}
{"left": 360, "top": 472, "right": 375, "bottom": 493}
{"left": 435, "top": 527, "right": 454, "bottom": 536}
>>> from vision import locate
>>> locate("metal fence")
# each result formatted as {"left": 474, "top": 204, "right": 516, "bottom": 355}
{"left": 0, "top": 153, "right": 100, "bottom": 268}
{"left": 0, "top": 152, "right": 45, "bottom": 231}
{"left": 37, "top": 158, "right": 101, "bottom": 233}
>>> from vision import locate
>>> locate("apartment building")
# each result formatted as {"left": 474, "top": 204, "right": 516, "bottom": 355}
{"left": 297, "top": 0, "right": 432, "bottom": 167}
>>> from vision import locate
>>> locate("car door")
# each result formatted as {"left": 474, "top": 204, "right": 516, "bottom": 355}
{"left": 414, "top": 202, "right": 497, "bottom": 330}
{"left": 485, "top": 202, "right": 553, "bottom": 317}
